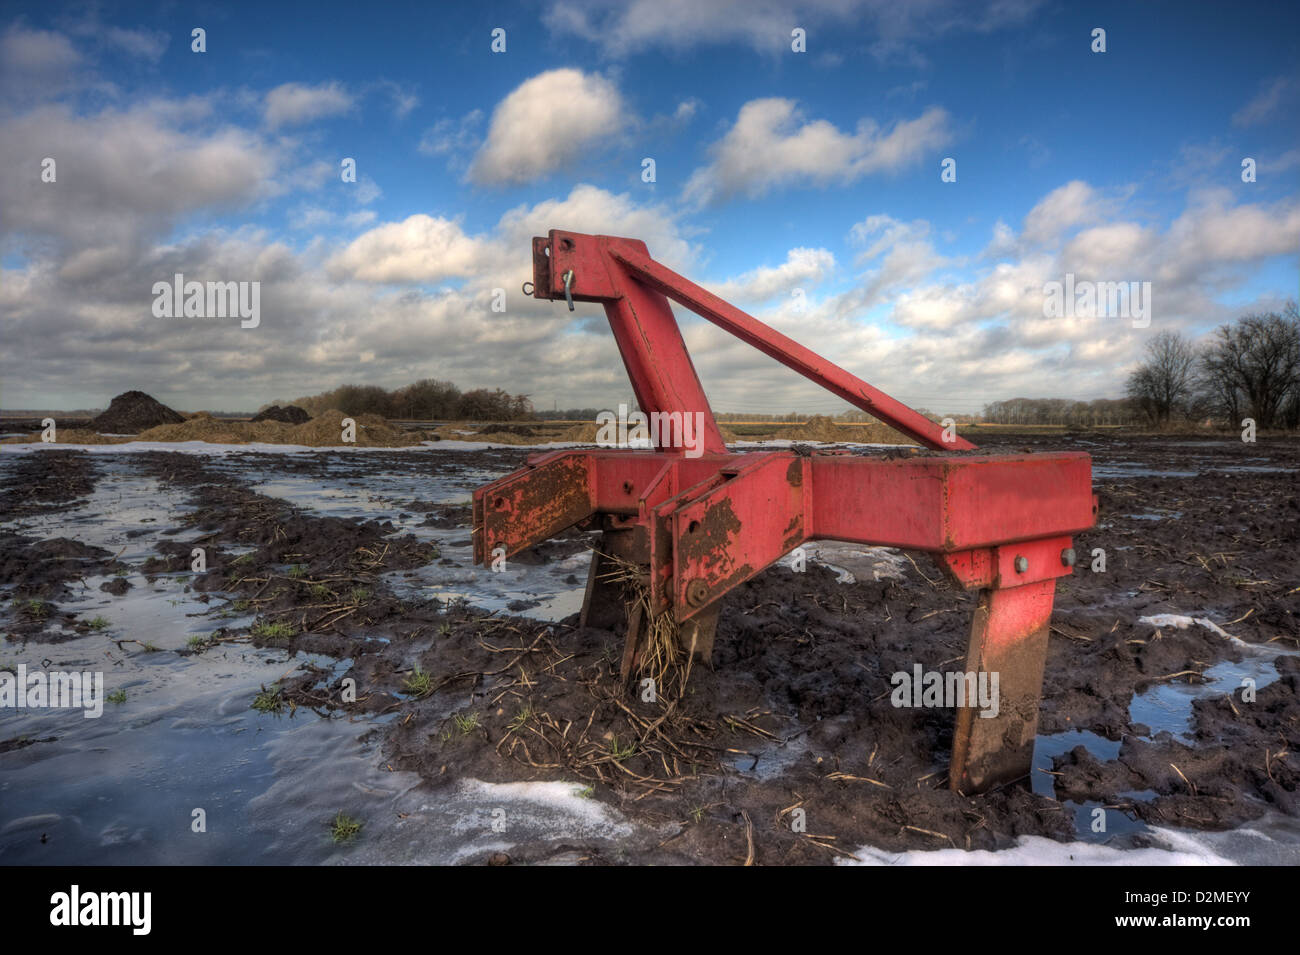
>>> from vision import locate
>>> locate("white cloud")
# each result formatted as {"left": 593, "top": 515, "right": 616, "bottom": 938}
{"left": 468, "top": 69, "right": 626, "bottom": 185}
{"left": 353, "top": 176, "right": 382, "bottom": 205}
{"left": 683, "top": 99, "right": 952, "bottom": 205}
{"left": 289, "top": 206, "right": 335, "bottom": 231}
{"left": 1164, "top": 190, "right": 1300, "bottom": 269}
{"left": 419, "top": 110, "right": 483, "bottom": 156}
{"left": 544, "top": 0, "right": 1042, "bottom": 61}
{"left": 264, "top": 82, "right": 355, "bottom": 128}
{"left": 494, "top": 183, "right": 696, "bottom": 270}
{"left": 1232, "top": 76, "right": 1294, "bottom": 127}
{"left": 1021, "top": 180, "right": 1106, "bottom": 246}
{"left": 326, "top": 215, "right": 490, "bottom": 283}
{"left": 848, "top": 214, "right": 946, "bottom": 305}
{"left": 709, "top": 248, "right": 837, "bottom": 302}
{"left": 373, "top": 79, "right": 419, "bottom": 119}
{"left": 101, "top": 26, "right": 169, "bottom": 61}
{"left": 0, "top": 23, "right": 82, "bottom": 99}
{"left": 0, "top": 102, "right": 278, "bottom": 252}
{"left": 0, "top": 23, "right": 81, "bottom": 72}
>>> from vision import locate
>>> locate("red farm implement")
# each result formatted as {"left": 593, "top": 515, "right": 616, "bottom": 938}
{"left": 473, "top": 230, "right": 1097, "bottom": 794}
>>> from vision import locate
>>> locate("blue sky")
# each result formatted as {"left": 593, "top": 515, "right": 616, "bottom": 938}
{"left": 1, "top": 0, "right": 1297, "bottom": 415}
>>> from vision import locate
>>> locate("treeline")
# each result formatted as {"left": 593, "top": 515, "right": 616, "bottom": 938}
{"left": 1126, "top": 302, "right": 1299, "bottom": 428}
{"left": 558, "top": 410, "right": 848, "bottom": 422}
{"left": 283, "top": 379, "right": 534, "bottom": 420}
{"left": 979, "top": 397, "right": 1142, "bottom": 427}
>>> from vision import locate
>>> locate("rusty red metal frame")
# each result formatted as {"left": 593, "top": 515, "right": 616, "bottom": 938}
{"left": 474, "top": 230, "right": 1097, "bottom": 794}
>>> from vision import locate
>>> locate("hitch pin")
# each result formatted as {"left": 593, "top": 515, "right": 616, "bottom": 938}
{"left": 562, "top": 269, "right": 575, "bottom": 311}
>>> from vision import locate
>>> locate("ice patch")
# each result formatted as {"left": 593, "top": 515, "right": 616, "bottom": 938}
{"left": 1138, "top": 614, "right": 1243, "bottom": 646}
{"left": 450, "top": 779, "right": 634, "bottom": 838}
{"left": 842, "top": 827, "right": 1236, "bottom": 866}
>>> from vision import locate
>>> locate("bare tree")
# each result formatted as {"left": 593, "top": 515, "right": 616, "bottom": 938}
{"left": 1125, "top": 330, "right": 1197, "bottom": 426}
{"left": 1199, "top": 301, "right": 1300, "bottom": 429}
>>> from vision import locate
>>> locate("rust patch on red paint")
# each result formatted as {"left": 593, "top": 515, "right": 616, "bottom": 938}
{"left": 781, "top": 513, "right": 804, "bottom": 553}
{"left": 677, "top": 496, "right": 762, "bottom": 604}
{"left": 679, "top": 495, "right": 743, "bottom": 570}
{"left": 479, "top": 456, "right": 592, "bottom": 564}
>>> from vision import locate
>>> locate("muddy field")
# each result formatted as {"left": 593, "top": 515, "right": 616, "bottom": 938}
{"left": 1, "top": 432, "right": 1297, "bottom": 864}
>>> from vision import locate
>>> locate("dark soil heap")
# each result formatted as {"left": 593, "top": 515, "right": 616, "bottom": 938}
{"left": 250, "top": 404, "right": 310, "bottom": 424}
{"left": 89, "top": 391, "right": 184, "bottom": 434}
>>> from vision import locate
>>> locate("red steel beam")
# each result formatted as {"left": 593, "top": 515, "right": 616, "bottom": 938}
{"left": 475, "top": 449, "right": 1093, "bottom": 617}
{"left": 533, "top": 229, "right": 975, "bottom": 453}
{"left": 606, "top": 244, "right": 975, "bottom": 452}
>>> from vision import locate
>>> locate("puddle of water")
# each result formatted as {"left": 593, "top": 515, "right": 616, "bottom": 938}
{"left": 1093, "top": 451, "right": 1291, "bottom": 480}
{"left": 0, "top": 449, "right": 629, "bottom": 864}
{"left": 2, "top": 457, "right": 195, "bottom": 562}
{"left": 1129, "top": 658, "right": 1279, "bottom": 743}
{"left": 1093, "top": 463, "right": 1200, "bottom": 479}
{"left": 725, "top": 732, "right": 810, "bottom": 780}
{"left": 228, "top": 459, "right": 591, "bottom": 623}
{"left": 0, "top": 628, "right": 343, "bottom": 863}
{"left": 1033, "top": 729, "right": 1122, "bottom": 799}
{"left": 1029, "top": 729, "right": 1150, "bottom": 840}
{"left": 1127, "top": 613, "right": 1296, "bottom": 742}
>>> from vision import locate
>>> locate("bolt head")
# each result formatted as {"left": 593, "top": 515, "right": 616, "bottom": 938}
{"left": 1014, "top": 555, "right": 1029, "bottom": 574}
{"left": 686, "top": 579, "right": 709, "bottom": 606}
{"left": 1060, "top": 547, "right": 1076, "bottom": 567}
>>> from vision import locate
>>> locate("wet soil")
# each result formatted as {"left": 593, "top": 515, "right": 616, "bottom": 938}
{"left": 2, "top": 432, "right": 1297, "bottom": 864}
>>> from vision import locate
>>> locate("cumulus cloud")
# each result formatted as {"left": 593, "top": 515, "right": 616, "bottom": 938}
{"left": 263, "top": 81, "right": 355, "bottom": 128}
{"left": 1, "top": 22, "right": 79, "bottom": 68}
{"left": 848, "top": 214, "right": 947, "bottom": 306}
{"left": 329, "top": 183, "right": 694, "bottom": 288}
{"left": 467, "top": 69, "right": 626, "bottom": 185}
{"left": 1020, "top": 180, "right": 1106, "bottom": 246}
{"left": 1, "top": 32, "right": 1294, "bottom": 420}
{"left": 0, "top": 102, "right": 278, "bottom": 254}
{"left": 0, "top": 23, "right": 83, "bottom": 99}
{"left": 683, "top": 99, "right": 952, "bottom": 205}
{"left": 709, "top": 247, "right": 837, "bottom": 302}
{"left": 494, "top": 183, "right": 696, "bottom": 269}
{"left": 326, "top": 215, "right": 491, "bottom": 283}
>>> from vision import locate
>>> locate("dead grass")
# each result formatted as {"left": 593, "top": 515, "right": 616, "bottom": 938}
{"left": 2, "top": 409, "right": 428, "bottom": 447}
{"left": 595, "top": 551, "right": 690, "bottom": 697}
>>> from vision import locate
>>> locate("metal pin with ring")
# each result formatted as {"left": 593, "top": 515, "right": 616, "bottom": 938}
{"left": 563, "top": 269, "right": 575, "bottom": 311}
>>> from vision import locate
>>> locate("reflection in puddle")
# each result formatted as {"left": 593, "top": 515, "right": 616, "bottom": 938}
{"left": 0, "top": 450, "right": 631, "bottom": 864}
